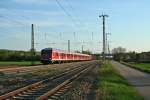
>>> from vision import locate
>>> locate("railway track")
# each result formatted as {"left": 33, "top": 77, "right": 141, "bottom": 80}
{"left": 0, "top": 61, "right": 90, "bottom": 74}
{"left": 0, "top": 64, "right": 67, "bottom": 74}
{"left": 0, "top": 62, "right": 95, "bottom": 100}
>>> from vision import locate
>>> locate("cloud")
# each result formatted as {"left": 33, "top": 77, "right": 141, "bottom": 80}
{"left": 0, "top": 8, "right": 63, "bottom": 17}
{"left": 0, "top": 8, "right": 66, "bottom": 27}
{"left": 13, "top": 0, "right": 50, "bottom": 4}
{"left": 22, "top": 9, "right": 63, "bottom": 16}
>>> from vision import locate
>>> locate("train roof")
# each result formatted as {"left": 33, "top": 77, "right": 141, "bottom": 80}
{"left": 42, "top": 48, "right": 63, "bottom": 51}
{"left": 42, "top": 48, "right": 91, "bottom": 56}
{"left": 42, "top": 48, "right": 52, "bottom": 50}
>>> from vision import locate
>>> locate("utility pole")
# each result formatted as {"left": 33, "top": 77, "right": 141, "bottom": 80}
{"left": 92, "top": 32, "right": 93, "bottom": 40}
{"left": 31, "top": 24, "right": 35, "bottom": 65}
{"left": 99, "top": 14, "right": 109, "bottom": 61}
{"left": 108, "top": 42, "right": 110, "bottom": 54}
{"left": 59, "top": 32, "right": 62, "bottom": 39}
{"left": 82, "top": 45, "right": 83, "bottom": 53}
{"left": 44, "top": 33, "right": 47, "bottom": 47}
{"left": 44, "top": 33, "right": 47, "bottom": 40}
{"left": 73, "top": 32, "right": 76, "bottom": 40}
{"left": 106, "top": 33, "right": 111, "bottom": 54}
{"left": 68, "top": 40, "right": 70, "bottom": 52}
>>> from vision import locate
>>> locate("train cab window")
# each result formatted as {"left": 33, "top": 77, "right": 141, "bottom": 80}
{"left": 41, "top": 50, "right": 52, "bottom": 59}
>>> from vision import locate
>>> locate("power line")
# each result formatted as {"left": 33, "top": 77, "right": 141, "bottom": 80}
{"left": 1, "top": 7, "right": 30, "bottom": 20}
{"left": 55, "top": 0, "right": 79, "bottom": 29}
{"left": 92, "top": 32, "right": 93, "bottom": 40}
{"left": 0, "top": 15, "right": 27, "bottom": 26}
{"left": 64, "top": 0, "right": 74, "bottom": 12}
{"left": 0, "top": 7, "right": 30, "bottom": 26}
{"left": 64, "top": 0, "right": 83, "bottom": 26}
{"left": 54, "top": 0, "right": 95, "bottom": 51}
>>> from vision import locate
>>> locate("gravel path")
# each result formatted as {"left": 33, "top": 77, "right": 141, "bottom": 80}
{"left": 111, "top": 61, "right": 150, "bottom": 100}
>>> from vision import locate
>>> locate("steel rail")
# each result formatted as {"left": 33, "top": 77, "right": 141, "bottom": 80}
{"left": 0, "top": 63, "right": 92, "bottom": 100}
{"left": 38, "top": 65, "right": 93, "bottom": 100}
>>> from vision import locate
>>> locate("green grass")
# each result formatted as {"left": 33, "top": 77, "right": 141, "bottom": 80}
{"left": 130, "top": 62, "right": 150, "bottom": 72}
{"left": 0, "top": 61, "right": 42, "bottom": 67}
{"left": 121, "top": 62, "right": 150, "bottom": 73}
{"left": 97, "top": 63, "right": 143, "bottom": 100}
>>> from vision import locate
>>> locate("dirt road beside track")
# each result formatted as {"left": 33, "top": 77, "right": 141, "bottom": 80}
{"left": 111, "top": 61, "right": 150, "bottom": 100}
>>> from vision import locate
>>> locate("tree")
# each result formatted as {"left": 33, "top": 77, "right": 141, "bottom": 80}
{"left": 82, "top": 50, "right": 92, "bottom": 55}
{"left": 0, "top": 49, "right": 40, "bottom": 61}
{"left": 112, "top": 47, "right": 126, "bottom": 61}
{"left": 112, "top": 46, "right": 126, "bottom": 54}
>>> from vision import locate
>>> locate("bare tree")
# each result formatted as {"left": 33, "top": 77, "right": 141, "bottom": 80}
{"left": 112, "top": 46, "right": 126, "bottom": 54}
{"left": 112, "top": 46, "right": 126, "bottom": 61}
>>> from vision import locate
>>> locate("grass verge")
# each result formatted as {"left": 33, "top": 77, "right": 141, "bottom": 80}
{"left": 0, "top": 61, "right": 41, "bottom": 67}
{"left": 121, "top": 62, "right": 150, "bottom": 73}
{"left": 97, "top": 63, "right": 143, "bottom": 100}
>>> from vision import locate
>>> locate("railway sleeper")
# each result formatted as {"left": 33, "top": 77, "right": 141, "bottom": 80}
{"left": 0, "top": 63, "right": 94, "bottom": 100}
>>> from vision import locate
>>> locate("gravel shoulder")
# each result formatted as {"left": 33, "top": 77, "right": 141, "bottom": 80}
{"left": 56, "top": 61, "right": 100, "bottom": 100}
{"left": 111, "top": 61, "right": 150, "bottom": 100}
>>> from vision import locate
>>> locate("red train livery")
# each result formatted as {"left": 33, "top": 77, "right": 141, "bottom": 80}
{"left": 41, "top": 48, "right": 92, "bottom": 64}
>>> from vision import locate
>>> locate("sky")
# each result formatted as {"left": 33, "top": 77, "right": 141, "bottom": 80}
{"left": 0, "top": 0, "right": 150, "bottom": 53}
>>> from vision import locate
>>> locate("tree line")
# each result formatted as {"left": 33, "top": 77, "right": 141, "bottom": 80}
{"left": 0, "top": 49, "right": 40, "bottom": 61}
{"left": 112, "top": 47, "right": 150, "bottom": 63}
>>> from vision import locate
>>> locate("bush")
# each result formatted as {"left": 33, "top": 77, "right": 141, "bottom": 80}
{"left": 0, "top": 49, "right": 40, "bottom": 61}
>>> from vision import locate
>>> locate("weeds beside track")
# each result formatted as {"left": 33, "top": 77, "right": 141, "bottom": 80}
{"left": 96, "top": 62, "right": 144, "bottom": 100}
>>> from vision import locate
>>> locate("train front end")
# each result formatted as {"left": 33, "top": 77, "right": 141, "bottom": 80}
{"left": 41, "top": 48, "right": 52, "bottom": 64}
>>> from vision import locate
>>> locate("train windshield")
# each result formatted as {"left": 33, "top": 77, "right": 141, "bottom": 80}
{"left": 41, "top": 50, "right": 52, "bottom": 59}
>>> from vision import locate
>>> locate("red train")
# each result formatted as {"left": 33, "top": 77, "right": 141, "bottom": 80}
{"left": 41, "top": 48, "right": 92, "bottom": 64}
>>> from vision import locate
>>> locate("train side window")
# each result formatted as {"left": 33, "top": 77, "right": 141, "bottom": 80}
{"left": 53, "top": 52, "right": 55, "bottom": 57}
{"left": 67, "top": 54, "right": 70, "bottom": 58}
{"left": 62, "top": 53, "right": 65, "bottom": 58}
{"left": 56, "top": 52, "right": 58, "bottom": 57}
{"left": 61, "top": 53, "right": 62, "bottom": 57}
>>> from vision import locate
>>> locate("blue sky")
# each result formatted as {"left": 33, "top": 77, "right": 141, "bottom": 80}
{"left": 0, "top": 0, "right": 150, "bottom": 53}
